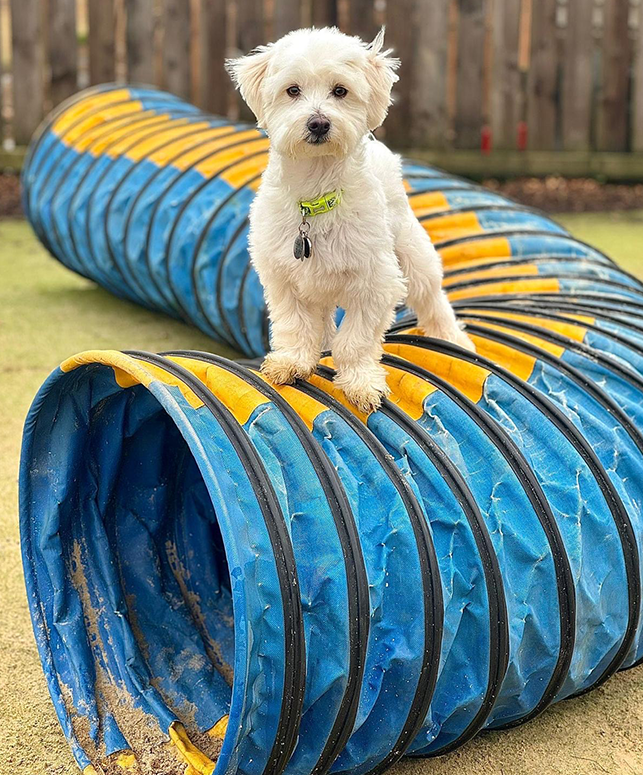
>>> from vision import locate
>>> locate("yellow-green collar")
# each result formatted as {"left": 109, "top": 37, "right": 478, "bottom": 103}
{"left": 299, "top": 189, "right": 343, "bottom": 217}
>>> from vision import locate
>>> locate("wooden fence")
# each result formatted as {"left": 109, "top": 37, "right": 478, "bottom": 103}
{"left": 1, "top": 0, "right": 643, "bottom": 153}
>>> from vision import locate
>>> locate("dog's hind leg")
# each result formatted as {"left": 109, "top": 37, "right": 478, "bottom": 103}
{"left": 395, "top": 208, "right": 475, "bottom": 351}
{"left": 332, "top": 274, "right": 403, "bottom": 414}
{"left": 261, "top": 286, "right": 326, "bottom": 385}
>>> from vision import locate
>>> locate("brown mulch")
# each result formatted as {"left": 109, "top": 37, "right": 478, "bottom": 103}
{"left": 0, "top": 172, "right": 642, "bottom": 218}
{"left": 0, "top": 173, "right": 22, "bottom": 217}
{"left": 483, "top": 176, "right": 643, "bottom": 213}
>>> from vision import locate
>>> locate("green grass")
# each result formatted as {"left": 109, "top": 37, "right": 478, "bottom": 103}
{"left": 2, "top": 213, "right": 643, "bottom": 774}
{"left": 556, "top": 210, "right": 643, "bottom": 276}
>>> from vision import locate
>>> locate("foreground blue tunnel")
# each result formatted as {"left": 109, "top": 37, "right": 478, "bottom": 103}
{"left": 19, "top": 84, "right": 643, "bottom": 775}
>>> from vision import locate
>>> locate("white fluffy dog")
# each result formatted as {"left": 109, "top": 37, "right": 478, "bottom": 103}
{"left": 227, "top": 26, "right": 474, "bottom": 412}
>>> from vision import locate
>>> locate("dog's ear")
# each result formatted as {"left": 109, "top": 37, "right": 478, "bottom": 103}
{"left": 225, "top": 45, "right": 273, "bottom": 125}
{"left": 365, "top": 27, "right": 400, "bottom": 131}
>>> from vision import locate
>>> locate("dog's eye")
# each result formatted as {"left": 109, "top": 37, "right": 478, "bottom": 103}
{"left": 332, "top": 86, "right": 348, "bottom": 98}
{"left": 286, "top": 86, "right": 301, "bottom": 98}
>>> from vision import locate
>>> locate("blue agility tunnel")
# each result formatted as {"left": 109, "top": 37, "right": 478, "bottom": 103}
{"left": 20, "top": 85, "right": 643, "bottom": 775}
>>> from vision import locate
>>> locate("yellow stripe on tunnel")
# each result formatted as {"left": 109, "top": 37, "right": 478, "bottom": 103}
{"left": 169, "top": 722, "right": 216, "bottom": 775}
{"left": 168, "top": 357, "right": 270, "bottom": 426}
{"left": 62, "top": 101, "right": 146, "bottom": 147}
{"left": 443, "top": 264, "right": 540, "bottom": 287}
{"left": 465, "top": 309, "right": 590, "bottom": 343}
{"left": 220, "top": 153, "right": 270, "bottom": 187}
{"left": 115, "top": 752, "right": 137, "bottom": 769}
{"left": 100, "top": 115, "right": 181, "bottom": 157}
{"left": 448, "top": 278, "right": 561, "bottom": 301}
{"left": 255, "top": 377, "right": 328, "bottom": 432}
{"left": 120, "top": 120, "right": 214, "bottom": 161}
{"left": 438, "top": 237, "right": 512, "bottom": 267}
{"left": 59, "top": 350, "right": 204, "bottom": 409}
{"left": 408, "top": 191, "right": 450, "bottom": 215}
{"left": 384, "top": 342, "right": 490, "bottom": 403}
{"left": 87, "top": 113, "right": 171, "bottom": 155}
{"left": 444, "top": 256, "right": 520, "bottom": 274}
{"left": 209, "top": 714, "right": 229, "bottom": 739}
{"left": 66, "top": 111, "right": 152, "bottom": 153}
{"left": 383, "top": 364, "right": 438, "bottom": 420}
{"left": 422, "top": 212, "right": 484, "bottom": 242}
{"left": 52, "top": 89, "right": 132, "bottom": 136}
{"left": 195, "top": 138, "right": 270, "bottom": 178}
{"left": 465, "top": 319, "right": 566, "bottom": 359}
{"left": 146, "top": 125, "right": 237, "bottom": 165}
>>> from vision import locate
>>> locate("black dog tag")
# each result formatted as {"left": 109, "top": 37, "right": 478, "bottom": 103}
{"left": 293, "top": 234, "right": 312, "bottom": 260}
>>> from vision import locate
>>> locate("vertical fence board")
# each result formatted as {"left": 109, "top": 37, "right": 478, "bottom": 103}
{"left": 385, "top": 0, "right": 415, "bottom": 145}
{"left": 454, "top": 0, "right": 487, "bottom": 149}
{"left": 162, "top": 0, "right": 191, "bottom": 99}
{"left": 634, "top": 5, "right": 643, "bottom": 152}
{"left": 490, "top": 0, "right": 521, "bottom": 149}
{"left": 274, "top": 0, "right": 302, "bottom": 37}
{"left": 527, "top": 0, "right": 558, "bottom": 149}
{"left": 199, "top": 0, "right": 228, "bottom": 115}
{"left": 49, "top": 0, "right": 78, "bottom": 107}
{"left": 0, "top": 0, "right": 4, "bottom": 144}
{"left": 561, "top": 0, "right": 594, "bottom": 151}
{"left": 348, "top": 0, "right": 377, "bottom": 40}
{"left": 10, "top": 0, "right": 45, "bottom": 144}
{"left": 237, "top": 0, "right": 265, "bottom": 51}
{"left": 126, "top": 0, "right": 155, "bottom": 85}
{"left": 408, "top": 0, "right": 450, "bottom": 148}
{"left": 236, "top": 0, "right": 265, "bottom": 119}
{"left": 311, "top": 0, "right": 337, "bottom": 27}
{"left": 88, "top": 0, "right": 116, "bottom": 84}
{"left": 598, "top": 0, "right": 632, "bottom": 151}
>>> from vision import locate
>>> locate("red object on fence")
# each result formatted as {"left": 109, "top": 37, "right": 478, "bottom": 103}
{"left": 517, "top": 121, "right": 528, "bottom": 151}
{"left": 481, "top": 125, "right": 492, "bottom": 155}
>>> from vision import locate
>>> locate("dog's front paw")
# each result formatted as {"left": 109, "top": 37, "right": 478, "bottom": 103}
{"left": 261, "top": 351, "right": 316, "bottom": 385}
{"left": 334, "top": 367, "right": 390, "bottom": 414}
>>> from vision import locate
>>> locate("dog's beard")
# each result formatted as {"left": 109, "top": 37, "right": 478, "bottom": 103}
{"left": 269, "top": 119, "right": 365, "bottom": 160}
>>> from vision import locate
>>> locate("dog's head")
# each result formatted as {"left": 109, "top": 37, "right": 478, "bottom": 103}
{"left": 226, "top": 27, "right": 400, "bottom": 158}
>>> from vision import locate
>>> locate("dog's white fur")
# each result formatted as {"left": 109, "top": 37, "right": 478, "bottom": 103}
{"left": 227, "top": 26, "right": 474, "bottom": 413}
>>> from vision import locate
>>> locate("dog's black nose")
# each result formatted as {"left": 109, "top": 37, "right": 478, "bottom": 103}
{"left": 307, "top": 115, "right": 331, "bottom": 138}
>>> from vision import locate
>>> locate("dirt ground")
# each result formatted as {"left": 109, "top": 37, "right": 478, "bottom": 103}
{"left": 1, "top": 216, "right": 643, "bottom": 775}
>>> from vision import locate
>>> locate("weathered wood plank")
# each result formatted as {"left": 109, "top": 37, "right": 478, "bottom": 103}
{"left": 490, "top": 0, "right": 521, "bottom": 149}
{"left": 348, "top": 0, "right": 377, "bottom": 41}
{"left": 126, "top": 0, "right": 155, "bottom": 85}
{"left": 633, "top": 5, "right": 643, "bottom": 152}
{"left": 385, "top": 0, "right": 415, "bottom": 146}
{"left": 0, "top": 0, "right": 4, "bottom": 144}
{"left": 237, "top": 0, "right": 265, "bottom": 51}
{"left": 48, "top": 0, "right": 78, "bottom": 107}
{"left": 561, "top": 0, "right": 594, "bottom": 151}
{"left": 454, "top": 0, "right": 487, "bottom": 149}
{"left": 162, "top": 0, "right": 191, "bottom": 99}
{"left": 408, "top": 0, "right": 450, "bottom": 148}
{"left": 526, "top": 0, "right": 559, "bottom": 150}
{"left": 274, "top": 0, "right": 302, "bottom": 38}
{"left": 88, "top": 0, "right": 116, "bottom": 85}
{"left": 235, "top": 0, "right": 265, "bottom": 119}
{"left": 598, "top": 0, "right": 633, "bottom": 151}
{"left": 311, "top": 0, "right": 337, "bottom": 28}
{"left": 199, "top": 0, "right": 228, "bottom": 115}
{"left": 10, "top": 0, "right": 45, "bottom": 144}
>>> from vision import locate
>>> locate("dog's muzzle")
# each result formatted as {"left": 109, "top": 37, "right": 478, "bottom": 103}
{"left": 306, "top": 114, "right": 331, "bottom": 143}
